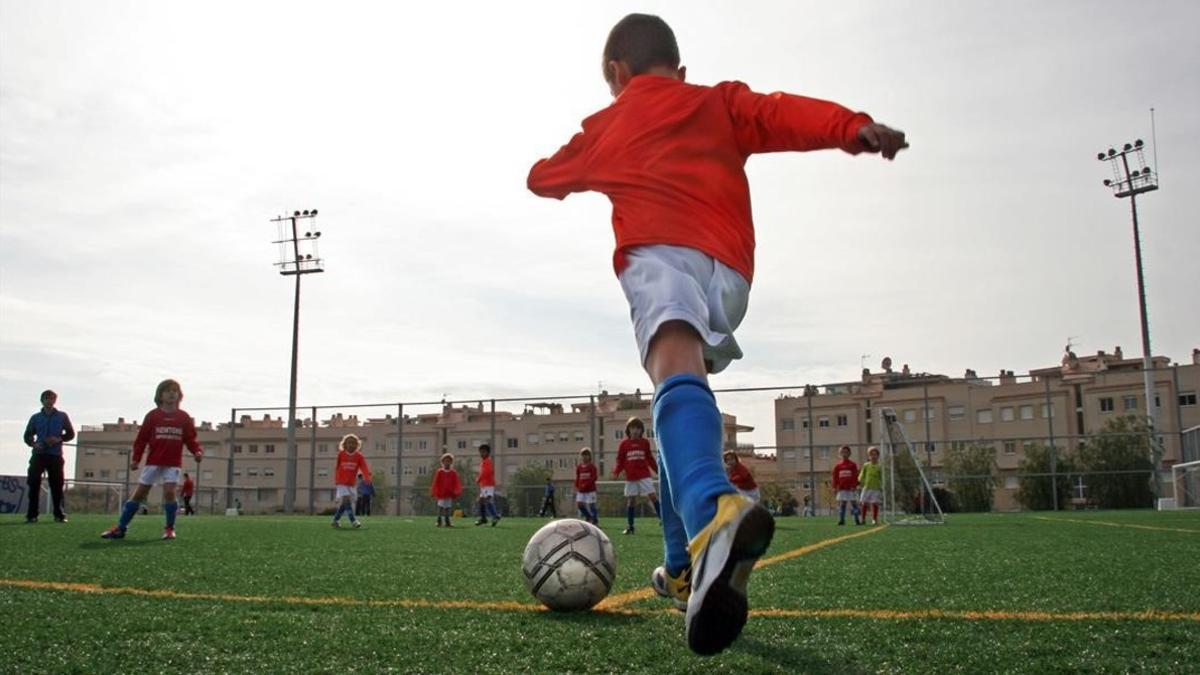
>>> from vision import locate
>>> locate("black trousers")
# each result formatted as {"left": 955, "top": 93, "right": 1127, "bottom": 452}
{"left": 539, "top": 497, "right": 557, "bottom": 517}
{"left": 183, "top": 495, "right": 194, "bottom": 515}
{"left": 27, "top": 454, "right": 66, "bottom": 520}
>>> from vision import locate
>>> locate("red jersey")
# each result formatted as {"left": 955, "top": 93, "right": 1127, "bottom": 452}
{"left": 430, "top": 468, "right": 462, "bottom": 500}
{"left": 727, "top": 462, "right": 757, "bottom": 491}
{"left": 132, "top": 407, "right": 203, "bottom": 467}
{"left": 335, "top": 449, "right": 370, "bottom": 487}
{"left": 476, "top": 456, "right": 495, "bottom": 487}
{"left": 614, "top": 438, "right": 657, "bottom": 481}
{"left": 575, "top": 463, "right": 598, "bottom": 493}
{"left": 180, "top": 475, "right": 195, "bottom": 497}
{"left": 832, "top": 458, "right": 859, "bottom": 491}
{"left": 528, "top": 75, "right": 872, "bottom": 283}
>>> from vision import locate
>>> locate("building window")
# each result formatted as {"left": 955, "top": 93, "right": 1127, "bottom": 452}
{"left": 836, "top": 414, "right": 849, "bottom": 427}
{"left": 249, "top": 444, "right": 258, "bottom": 454}
{"left": 1000, "top": 407, "right": 1014, "bottom": 422}
{"left": 802, "top": 447, "right": 811, "bottom": 459}
{"left": 614, "top": 430, "right": 624, "bottom": 440}
{"left": 418, "top": 466, "right": 426, "bottom": 476}
{"left": 375, "top": 442, "right": 384, "bottom": 452}
{"left": 801, "top": 419, "right": 810, "bottom": 429}
{"left": 782, "top": 450, "right": 796, "bottom": 460}
{"left": 527, "top": 434, "right": 539, "bottom": 445}
{"left": 1099, "top": 397, "right": 1114, "bottom": 413}
{"left": 265, "top": 444, "right": 276, "bottom": 454}
{"left": 1180, "top": 391, "right": 1198, "bottom": 407}
{"left": 1003, "top": 442, "right": 1016, "bottom": 455}
{"left": 234, "top": 444, "right": 243, "bottom": 454}
{"left": 233, "top": 470, "right": 242, "bottom": 477}
{"left": 402, "top": 441, "right": 412, "bottom": 450}
{"left": 574, "top": 431, "right": 585, "bottom": 442}
{"left": 1123, "top": 395, "right": 1138, "bottom": 411}
{"left": 457, "top": 440, "right": 467, "bottom": 449}
{"left": 84, "top": 448, "right": 96, "bottom": 456}
{"left": 819, "top": 446, "right": 831, "bottom": 460}
{"left": 418, "top": 440, "right": 428, "bottom": 450}
{"left": 263, "top": 469, "right": 275, "bottom": 477}
{"left": 948, "top": 405, "right": 965, "bottom": 420}
{"left": 781, "top": 418, "right": 795, "bottom": 430}
{"left": 545, "top": 433, "right": 555, "bottom": 443}
{"left": 903, "top": 409, "right": 916, "bottom": 423}
{"left": 247, "top": 468, "right": 259, "bottom": 477}
{"left": 506, "top": 438, "right": 519, "bottom": 449}
{"left": 818, "top": 417, "right": 830, "bottom": 428}
{"left": 1019, "top": 405, "right": 1034, "bottom": 421}
{"left": 319, "top": 443, "right": 330, "bottom": 453}
{"left": 545, "top": 459, "right": 553, "bottom": 469}
{"left": 559, "top": 432, "right": 570, "bottom": 442}
{"left": 924, "top": 408, "right": 936, "bottom": 421}
{"left": 977, "top": 409, "right": 993, "bottom": 424}
{"left": 951, "top": 441, "right": 967, "bottom": 452}
{"left": 83, "top": 470, "right": 94, "bottom": 478}
{"left": 1041, "top": 404, "right": 1055, "bottom": 418}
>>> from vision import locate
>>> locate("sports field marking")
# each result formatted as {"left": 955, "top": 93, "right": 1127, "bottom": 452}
{"left": 4, "top": 577, "right": 1196, "bottom": 623}
{"left": 597, "top": 525, "right": 889, "bottom": 610}
{"left": 1033, "top": 516, "right": 1200, "bottom": 534}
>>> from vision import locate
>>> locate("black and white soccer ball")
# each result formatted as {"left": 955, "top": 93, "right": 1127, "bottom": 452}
{"left": 521, "top": 518, "right": 617, "bottom": 611}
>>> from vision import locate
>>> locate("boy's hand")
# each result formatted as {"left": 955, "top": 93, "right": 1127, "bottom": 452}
{"left": 857, "top": 123, "right": 908, "bottom": 160}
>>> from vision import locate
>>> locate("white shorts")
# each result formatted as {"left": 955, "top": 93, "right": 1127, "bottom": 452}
{"left": 436, "top": 498, "right": 453, "bottom": 508}
{"left": 479, "top": 486, "right": 495, "bottom": 498}
{"left": 138, "top": 465, "right": 181, "bottom": 486}
{"left": 624, "top": 478, "right": 657, "bottom": 497}
{"left": 836, "top": 490, "right": 858, "bottom": 503}
{"left": 618, "top": 245, "right": 750, "bottom": 374}
{"left": 859, "top": 489, "right": 883, "bottom": 504}
{"left": 576, "top": 491, "right": 597, "bottom": 505}
{"left": 737, "top": 487, "right": 761, "bottom": 502}
{"left": 336, "top": 485, "right": 357, "bottom": 500}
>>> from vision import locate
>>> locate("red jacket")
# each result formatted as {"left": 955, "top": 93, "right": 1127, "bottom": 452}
{"left": 132, "top": 408, "right": 203, "bottom": 467}
{"left": 727, "top": 462, "right": 757, "bottom": 490}
{"left": 575, "top": 463, "right": 598, "bottom": 493}
{"left": 335, "top": 450, "right": 370, "bottom": 487}
{"left": 832, "top": 458, "right": 859, "bottom": 491}
{"left": 614, "top": 438, "right": 657, "bottom": 481}
{"left": 476, "top": 457, "right": 495, "bottom": 487}
{"left": 431, "top": 468, "right": 462, "bottom": 500}
{"left": 528, "top": 75, "right": 872, "bottom": 283}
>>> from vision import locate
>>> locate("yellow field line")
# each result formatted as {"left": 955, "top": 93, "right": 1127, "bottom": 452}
{"left": 597, "top": 525, "right": 889, "bottom": 610}
{"left": 4, "top": 578, "right": 1196, "bottom": 623}
{"left": 1033, "top": 516, "right": 1200, "bottom": 534}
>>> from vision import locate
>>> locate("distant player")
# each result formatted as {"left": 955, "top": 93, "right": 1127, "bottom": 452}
{"left": 539, "top": 478, "right": 558, "bottom": 518}
{"left": 832, "top": 445, "right": 860, "bottom": 526}
{"left": 431, "top": 452, "right": 462, "bottom": 527}
{"left": 574, "top": 447, "right": 599, "bottom": 525}
{"left": 101, "top": 379, "right": 202, "bottom": 540}
{"left": 332, "top": 434, "right": 369, "bottom": 529}
{"left": 612, "top": 417, "right": 661, "bottom": 535}
{"left": 528, "top": 12, "right": 905, "bottom": 654}
{"left": 723, "top": 451, "right": 759, "bottom": 502}
{"left": 475, "top": 444, "right": 500, "bottom": 526}
{"left": 181, "top": 472, "right": 195, "bottom": 516}
{"left": 858, "top": 446, "right": 883, "bottom": 525}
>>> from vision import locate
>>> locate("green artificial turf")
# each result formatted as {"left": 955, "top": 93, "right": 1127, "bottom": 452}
{"left": 1, "top": 510, "right": 1196, "bottom": 673}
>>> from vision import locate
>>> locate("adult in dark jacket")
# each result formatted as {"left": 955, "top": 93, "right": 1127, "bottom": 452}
{"left": 23, "top": 390, "right": 75, "bottom": 523}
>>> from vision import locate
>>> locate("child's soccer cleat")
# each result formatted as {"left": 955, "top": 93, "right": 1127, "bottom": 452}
{"left": 622, "top": 526, "right": 635, "bottom": 535}
{"left": 55, "top": 516, "right": 69, "bottom": 523}
{"left": 162, "top": 527, "right": 176, "bottom": 540}
{"left": 100, "top": 526, "right": 126, "bottom": 539}
{"left": 685, "top": 493, "right": 775, "bottom": 656}
{"left": 352, "top": 520, "right": 363, "bottom": 529}
{"left": 332, "top": 521, "right": 341, "bottom": 528}
{"left": 491, "top": 517, "right": 500, "bottom": 527}
{"left": 652, "top": 565, "right": 690, "bottom": 612}
{"left": 475, "top": 518, "right": 487, "bottom": 526}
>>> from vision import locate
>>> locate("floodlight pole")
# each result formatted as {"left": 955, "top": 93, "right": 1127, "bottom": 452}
{"left": 272, "top": 209, "right": 323, "bottom": 514}
{"left": 1097, "top": 141, "right": 1161, "bottom": 497}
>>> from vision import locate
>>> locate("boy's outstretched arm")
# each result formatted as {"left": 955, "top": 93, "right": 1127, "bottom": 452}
{"left": 528, "top": 132, "right": 588, "bottom": 200}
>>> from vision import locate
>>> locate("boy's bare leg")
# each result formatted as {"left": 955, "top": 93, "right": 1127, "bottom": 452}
{"left": 645, "top": 320, "right": 705, "bottom": 385}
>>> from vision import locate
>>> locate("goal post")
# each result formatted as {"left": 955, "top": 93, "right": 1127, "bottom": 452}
{"left": 1168, "top": 459, "right": 1200, "bottom": 510}
{"left": 877, "top": 407, "right": 945, "bottom": 525}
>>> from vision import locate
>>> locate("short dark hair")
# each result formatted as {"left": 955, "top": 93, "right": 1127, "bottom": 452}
{"left": 479, "top": 444, "right": 491, "bottom": 453}
{"left": 603, "top": 13, "right": 679, "bottom": 82}
{"left": 40, "top": 389, "right": 57, "bottom": 402}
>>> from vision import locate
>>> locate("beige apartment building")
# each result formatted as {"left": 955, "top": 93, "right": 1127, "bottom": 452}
{"left": 773, "top": 347, "right": 1200, "bottom": 511}
{"left": 74, "top": 390, "right": 750, "bottom": 514}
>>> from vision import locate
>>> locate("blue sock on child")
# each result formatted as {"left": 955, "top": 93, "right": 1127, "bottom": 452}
{"left": 164, "top": 501, "right": 178, "bottom": 529}
{"left": 589, "top": 504, "right": 599, "bottom": 524}
{"left": 626, "top": 505, "right": 635, "bottom": 529}
{"left": 651, "top": 496, "right": 662, "bottom": 520}
{"left": 652, "top": 373, "right": 735, "bottom": 539}
{"left": 486, "top": 501, "right": 499, "bottom": 520}
{"left": 838, "top": 502, "right": 847, "bottom": 523}
{"left": 118, "top": 500, "right": 140, "bottom": 529}
{"left": 657, "top": 458, "right": 691, "bottom": 576}
{"left": 333, "top": 502, "right": 346, "bottom": 522}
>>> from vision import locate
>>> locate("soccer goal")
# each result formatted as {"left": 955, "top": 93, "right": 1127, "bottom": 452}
{"left": 876, "top": 407, "right": 945, "bottom": 526}
{"left": 1169, "top": 461, "right": 1200, "bottom": 510}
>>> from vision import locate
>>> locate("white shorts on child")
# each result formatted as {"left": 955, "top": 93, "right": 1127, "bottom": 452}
{"left": 618, "top": 244, "right": 750, "bottom": 375}
{"left": 624, "top": 478, "right": 657, "bottom": 497}
{"left": 737, "top": 487, "right": 761, "bottom": 502}
{"left": 336, "top": 485, "right": 357, "bottom": 500}
{"left": 860, "top": 489, "right": 883, "bottom": 504}
{"left": 576, "top": 491, "right": 597, "bottom": 505}
{"left": 138, "top": 465, "right": 181, "bottom": 486}
{"left": 479, "top": 486, "right": 496, "bottom": 498}
{"left": 436, "top": 498, "right": 453, "bottom": 508}
{"left": 835, "top": 490, "right": 858, "bottom": 503}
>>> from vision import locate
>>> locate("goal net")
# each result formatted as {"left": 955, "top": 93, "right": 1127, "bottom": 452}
{"left": 1167, "top": 426, "right": 1200, "bottom": 510}
{"left": 877, "top": 407, "right": 945, "bottom": 525}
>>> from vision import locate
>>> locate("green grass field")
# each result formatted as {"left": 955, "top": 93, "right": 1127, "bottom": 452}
{"left": 2, "top": 510, "right": 1197, "bottom": 674}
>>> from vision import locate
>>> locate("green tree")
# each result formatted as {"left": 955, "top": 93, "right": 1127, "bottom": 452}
{"left": 1077, "top": 415, "right": 1155, "bottom": 509}
{"left": 370, "top": 470, "right": 389, "bottom": 514}
{"left": 945, "top": 444, "right": 997, "bottom": 512}
{"left": 758, "top": 482, "right": 796, "bottom": 516}
{"left": 1016, "top": 443, "right": 1074, "bottom": 511}
{"left": 509, "top": 463, "right": 553, "bottom": 517}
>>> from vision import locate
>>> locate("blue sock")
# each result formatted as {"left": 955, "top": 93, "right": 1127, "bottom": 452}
{"left": 589, "top": 504, "right": 599, "bottom": 524}
{"left": 487, "top": 501, "right": 499, "bottom": 520}
{"left": 333, "top": 502, "right": 346, "bottom": 522}
{"left": 578, "top": 504, "right": 589, "bottom": 520}
{"left": 838, "top": 502, "right": 847, "bottom": 523}
{"left": 118, "top": 500, "right": 140, "bottom": 529}
{"left": 653, "top": 374, "right": 735, "bottom": 539}
{"left": 348, "top": 503, "right": 358, "bottom": 522}
{"left": 651, "top": 496, "right": 662, "bottom": 520}
{"left": 164, "top": 502, "right": 178, "bottom": 529}
{"left": 656, "top": 457, "right": 690, "bottom": 576}
{"left": 478, "top": 502, "right": 487, "bottom": 520}
{"left": 626, "top": 505, "right": 635, "bottom": 529}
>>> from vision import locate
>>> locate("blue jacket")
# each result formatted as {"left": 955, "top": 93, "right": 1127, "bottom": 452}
{"left": 24, "top": 408, "right": 75, "bottom": 457}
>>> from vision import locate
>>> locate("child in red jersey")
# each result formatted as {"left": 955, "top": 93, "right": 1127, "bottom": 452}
{"left": 723, "top": 451, "right": 759, "bottom": 503}
{"left": 102, "top": 379, "right": 203, "bottom": 540}
{"left": 832, "top": 445, "right": 860, "bottom": 526}
{"left": 332, "top": 434, "right": 369, "bottom": 529}
{"left": 474, "top": 444, "right": 500, "bottom": 526}
{"left": 613, "top": 417, "right": 661, "bottom": 535}
{"left": 431, "top": 452, "right": 462, "bottom": 527}
{"left": 528, "top": 13, "right": 906, "bottom": 654}
{"left": 574, "top": 447, "right": 599, "bottom": 525}
{"left": 181, "top": 472, "right": 195, "bottom": 515}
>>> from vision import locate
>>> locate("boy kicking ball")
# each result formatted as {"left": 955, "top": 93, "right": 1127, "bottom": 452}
{"left": 528, "top": 13, "right": 906, "bottom": 654}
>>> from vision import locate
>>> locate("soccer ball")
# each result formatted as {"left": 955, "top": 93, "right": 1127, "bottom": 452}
{"left": 521, "top": 519, "right": 617, "bottom": 611}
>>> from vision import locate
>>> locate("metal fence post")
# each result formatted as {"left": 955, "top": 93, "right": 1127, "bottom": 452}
{"left": 395, "top": 403, "right": 404, "bottom": 516}
{"left": 308, "top": 406, "right": 317, "bottom": 514}
{"left": 1045, "top": 377, "right": 1058, "bottom": 511}
{"left": 806, "top": 388, "right": 815, "bottom": 515}
{"left": 227, "top": 408, "right": 237, "bottom": 509}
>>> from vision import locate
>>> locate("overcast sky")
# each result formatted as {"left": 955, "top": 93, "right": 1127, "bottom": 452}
{"left": 2, "top": 0, "right": 1198, "bottom": 477}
